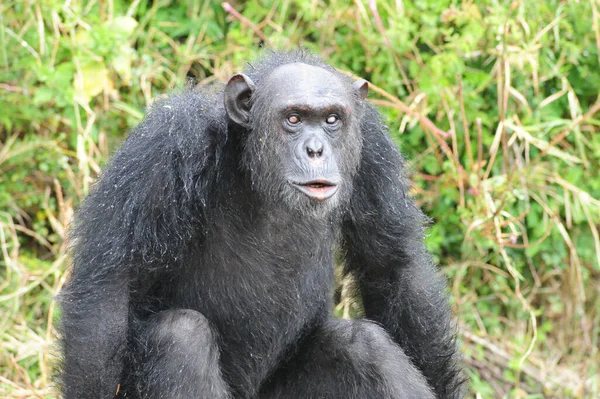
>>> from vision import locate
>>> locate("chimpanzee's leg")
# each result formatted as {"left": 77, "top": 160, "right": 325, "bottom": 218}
{"left": 260, "top": 319, "right": 434, "bottom": 399}
{"left": 129, "top": 309, "right": 230, "bottom": 399}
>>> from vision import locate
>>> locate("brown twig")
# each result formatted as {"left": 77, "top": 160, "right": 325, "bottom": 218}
{"left": 222, "top": 3, "right": 271, "bottom": 46}
{"left": 366, "top": 0, "right": 414, "bottom": 94}
{"left": 366, "top": 82, "right": 451, "bottom": 138}
{"left": 458, "top": 74, "right": 474, "bottom": 168}
{"left": 532, "top": 99, "right": 600, "bottom": 163}
{"left": 0, "top": 83, "right": 26, "bottom": 93}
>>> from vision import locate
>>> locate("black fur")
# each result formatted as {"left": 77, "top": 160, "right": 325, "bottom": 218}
{"left": 58, "top": 50, "right": 464, "bottom": 399}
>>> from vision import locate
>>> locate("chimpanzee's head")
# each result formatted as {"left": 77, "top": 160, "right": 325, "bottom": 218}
{"left": 224, "top": 60, "right": 368, "bottom": 217}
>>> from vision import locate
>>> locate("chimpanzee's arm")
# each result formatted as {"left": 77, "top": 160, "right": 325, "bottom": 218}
{"left": 58, "top": 90, "right": 221, "bottom": 398}
{"left": 341, "top": 106, "right": 465, "bottom": 398}
{"left": 59, "top": 263, "right": 129, "bottom": 398}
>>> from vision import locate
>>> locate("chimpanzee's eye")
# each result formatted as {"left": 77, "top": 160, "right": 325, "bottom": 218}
{"left": 326, "top": 115, "right": 338, "bottom": 124}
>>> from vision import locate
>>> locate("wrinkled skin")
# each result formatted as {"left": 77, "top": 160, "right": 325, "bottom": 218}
{"left": 57, "top": 51, "right": 465, "bottom": 399}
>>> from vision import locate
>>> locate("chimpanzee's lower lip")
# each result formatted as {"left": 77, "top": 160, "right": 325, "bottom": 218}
{"left": 292, "top": 181, "right": 339, "bottom": 200}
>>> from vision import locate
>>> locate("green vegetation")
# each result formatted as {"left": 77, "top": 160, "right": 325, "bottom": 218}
{"left": 1, "top": 0, "right": 599, "bottom": 397}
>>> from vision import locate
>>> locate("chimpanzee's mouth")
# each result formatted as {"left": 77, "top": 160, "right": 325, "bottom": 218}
{"left": 292, "top": 180, "right": 339, "bottom": 200}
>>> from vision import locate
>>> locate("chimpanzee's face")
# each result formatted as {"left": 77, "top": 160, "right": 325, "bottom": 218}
{"left": 225, "top": 63, "right": 368, "bottom": 217}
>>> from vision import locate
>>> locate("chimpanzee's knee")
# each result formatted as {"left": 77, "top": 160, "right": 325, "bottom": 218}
{"left": 148, "top": 309, "right": 217, "bottom": 348}
{"left": 260, "top": 320, "right": 434, "bottom": 399}
{"left": 130, "top": 309, "right": 229, "bottom": 399}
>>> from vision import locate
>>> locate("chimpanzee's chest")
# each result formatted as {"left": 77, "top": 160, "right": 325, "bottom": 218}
{"left": 165, "top": 219, "right": 337, "bottom": 396}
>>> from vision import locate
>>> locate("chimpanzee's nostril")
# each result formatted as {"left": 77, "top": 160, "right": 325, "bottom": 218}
{"left": 307, "top": 148, "right": 323, "bottom": 157}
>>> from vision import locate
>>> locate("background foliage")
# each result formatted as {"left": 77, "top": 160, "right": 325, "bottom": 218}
{"left": 1, "top": 0, "right": 599, "bottom": 397}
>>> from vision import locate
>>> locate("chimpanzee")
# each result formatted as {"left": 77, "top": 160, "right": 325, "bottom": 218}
{"left": 58, "top": 50, "right": 464, "bottom": 399}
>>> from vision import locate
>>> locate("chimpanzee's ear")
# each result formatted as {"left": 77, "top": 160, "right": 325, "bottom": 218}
{"left": 352, "top": 79, "right": 369, "bottom": 100}
{"left": 224, "top": 73, "right": 256, "bottom": 128}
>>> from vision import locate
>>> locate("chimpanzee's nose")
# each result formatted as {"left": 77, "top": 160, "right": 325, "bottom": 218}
{"left": 305, "top": 137, "right": 324, "bottom": 158}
